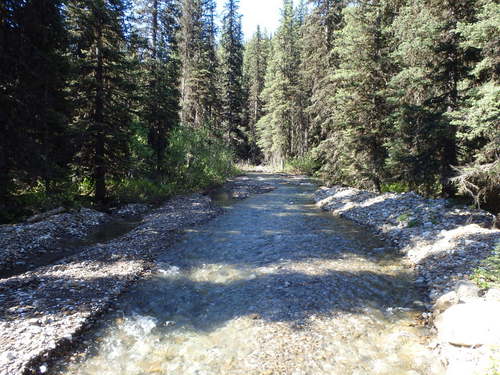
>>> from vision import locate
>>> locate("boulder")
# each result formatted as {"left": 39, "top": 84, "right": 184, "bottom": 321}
{"left": 435, "top": 301, "right": 500, "bottom": 346}
{"left": 484, "top": 288, "right": 500, "bottom": 302}
{"left": 433, "top": 291, "right": 458, "bottom": 314}
{"left": 454, "top": 280, "right": 479, "bottom": 302}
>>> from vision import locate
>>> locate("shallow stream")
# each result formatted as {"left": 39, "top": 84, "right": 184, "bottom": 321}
{"left": 54, "top": 174, "right": 443, "bottom": 375}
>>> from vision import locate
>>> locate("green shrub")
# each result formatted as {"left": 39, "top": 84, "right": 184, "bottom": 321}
{"left": 472, "top": 242, "right": 500, "bottom": 289}
{"left": 166, "top": 126, "right": 238, "bottom": 190}
{"left": 381, "top": 182, "right": 410, "bottom": 193}
{"left": 111, "top": 178, "right": 176, "bottom": 204}
{"left": 112, "top": 126, "right": 238, "bottom": 205}
{"left": 0, "top": 181, "right": 82, "bottom": 224}
{"left": 285, "top": 153, "right": 320, "bottom": 175}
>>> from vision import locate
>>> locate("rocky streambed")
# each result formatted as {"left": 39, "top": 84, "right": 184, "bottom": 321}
{"left": 315, "top": 185, "right": 500, "bottom": 374}
{"left": 46, "top": 174, "right": 442, "bottom": 375}
{"left": 0, "top": 175, "right": 275, "bottom": 375}
{"left": 1, "top": 173, "right": 498, "bottom": 375}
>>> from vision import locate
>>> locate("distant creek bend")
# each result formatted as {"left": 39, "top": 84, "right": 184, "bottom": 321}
{"left": 54, "top": 173, "right": 443, "bottom": 375}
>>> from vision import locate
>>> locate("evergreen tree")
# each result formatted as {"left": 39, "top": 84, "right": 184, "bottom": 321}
{"left": 301, "top": 0, "right": 346, "bottom": 147}
{"left": 0, "top": 0, "right": 71, "bottom": 201}
{"left": 451, "top": 0, "right": 499, "bottom": 205}
{"left": 388, "top": 0, "right": 478, "bottom": 195}
{"left": 179, "top": 0, "right": 220, "bottom": 130}
{"left": 67, "top": 0, "right": 135, "bottom": 203}
{"left": 257, "top": 0, "right": 304, "bottom": 164}
{"left": 243, "top": 26, "right": 271, "bottom": 162}
{"left": 317, "top": 1, "right": 396, "bottom": 191}
{"left": 136, "top": 0, "right": 181, "bottom": 177}
{"left": 220, "top": 0, "right": 246, "bottom": 157}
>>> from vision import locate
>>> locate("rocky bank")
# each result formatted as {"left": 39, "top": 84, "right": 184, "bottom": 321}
{"left": 315, "top": 185, "right": 500, "bottom": 375}
{"left": 0, "top": 176, "right": 275, "bottom": 375}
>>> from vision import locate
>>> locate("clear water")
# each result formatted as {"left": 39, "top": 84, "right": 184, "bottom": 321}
{"left": 54, "top": 174, "right": 444, "bottom": 375}
{"left": 3, "top": 219, "right": 140, "bottom": 279}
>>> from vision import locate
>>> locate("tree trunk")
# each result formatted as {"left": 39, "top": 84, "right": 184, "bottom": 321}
{"left": 94, "top": 23, "right": 106, "bottom": 204}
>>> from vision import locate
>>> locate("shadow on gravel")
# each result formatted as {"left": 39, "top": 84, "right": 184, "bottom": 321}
{"left": 41, "top": 174, "right": 433, "bottom": 374}
{"left": 110, "top": 268, "right": 423, "bottom": 334}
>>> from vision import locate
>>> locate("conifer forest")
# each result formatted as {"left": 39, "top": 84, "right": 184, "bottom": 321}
{"left": 1, "top": 0, "right": 499, "bottom": 223}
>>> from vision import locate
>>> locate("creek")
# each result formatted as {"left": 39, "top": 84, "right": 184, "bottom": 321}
{"left": 54, "top": 174, "right": 442, "bottom": 375}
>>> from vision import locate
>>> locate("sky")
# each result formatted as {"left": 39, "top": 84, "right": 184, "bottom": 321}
{"left": 216, "top": 0, "right": 283, "bottom": 40}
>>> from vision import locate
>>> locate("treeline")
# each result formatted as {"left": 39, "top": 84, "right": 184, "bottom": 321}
{"left": 0, "top": 0, "right": 245, "bottom": 222}
{"left": 1, "top": 0, "right": 499, "bottom": 222}
{"left": 254, "top": 0, "right": 499, "bottom": 206}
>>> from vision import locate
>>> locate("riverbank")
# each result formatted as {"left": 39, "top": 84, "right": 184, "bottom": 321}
{"left": 314, "top": 185, "right": 500, "bottom": 374}
{"left": 0, "top": 176, "right": 276, "bottom": 375}
{"left": 49, "top": 173, "right": 443, "bottom": 375}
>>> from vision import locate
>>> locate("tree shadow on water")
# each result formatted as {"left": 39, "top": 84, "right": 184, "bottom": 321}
{"left": 114, "top": 267, "right": 424, "bottom": 335}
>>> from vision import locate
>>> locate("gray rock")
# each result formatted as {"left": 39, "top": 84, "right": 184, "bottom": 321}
{"left": 455, "top": 280, "right": 480, "bottom": 302}
{"left": 484, "top": 288, "right": 500, "bottom": 302}
{"left": 433, "top": 291, "right": 458, "bottom": 314}
{"left": 435, "top": 301, "right": 500, "bottom": 346}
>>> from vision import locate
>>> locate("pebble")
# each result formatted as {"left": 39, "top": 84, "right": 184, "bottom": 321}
{"left": 0, "top": 177, "right": 276, "bottom": 375}
{"left": 315, "top": 184, "right": 500, "bottom": 373}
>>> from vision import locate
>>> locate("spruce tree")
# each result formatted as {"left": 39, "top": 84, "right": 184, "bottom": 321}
{"left": 67, "top": 0, "right": 134, "bottom": 203}
{"left": 257, "top": 0, "right": 304, "bottom": 164}
{"left": 136, "top": 0, "right": 181, "bottom": 177}
{"left": 301, "top": 0, "right": 346, "bottom": 148}
{"left": 179, "top": 0, "right": 220, "bottom": 130}
{"left": 317, "top": 1, "right": 396, "bottom": 191}
{"left": 388, "top": 0, "right": 478, "bottom": 195}
{"left": 0, "top": 0, "right": 71, "bottom": 201}
{"left": 243, "top": 26, "right": 271, "bottom": 162}
{"left": 220, "top": 0, "right": 246, "bottom": 157}
{"left": 451, "top": 0, "right": 499, "bottom": 205}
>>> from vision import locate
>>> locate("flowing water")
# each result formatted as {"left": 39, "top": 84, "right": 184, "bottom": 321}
{"left": 54, "top": 174, "right": 444, "bottom": 375}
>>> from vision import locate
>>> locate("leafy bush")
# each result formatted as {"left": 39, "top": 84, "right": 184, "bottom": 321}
{"left": 381, "top": 182, "right": 410, "bottom": 193}
{"left": 111, "top": 178, "right": 176, "bottom": 204}
{"left": 285, "top": 153, "right": 321, "bottom": 175}
{"left": 0, "top": 181, "right": 82, "bottom": 223}
{"left": 166, "top": 126, "right": 237, "bottom": 189}
{"left": 112, "top": 126, "right": 237, "bottom": 204}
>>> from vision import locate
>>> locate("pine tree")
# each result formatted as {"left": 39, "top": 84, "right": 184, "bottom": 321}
{"left": 301, "top": 0, "right": 346, "bottom": 148}
{"left": 220, "top": 0, "right": 246, "bottom": 157}
{"left": 67, "top": 0, "right": 135, "bottom": 203}
{"left": 136, "top": 0, "right": 181, "bottom": 177}
{"left": 317, "top": 1, "right": 397, "bottom": 191}
{"left": 0, "top": 0, "right": 71, "bottom": 201}
{"left": 451, "top": 0, "right": 499, "bottom": 205}
{"left": 257, "top": 0, "right": 304, "bottom": 165}
{"left": 243, "top": 26, "right": 271, "bottom": 162}
{"left": 388, "top": 0, "right": 478, "bottom": 195}
{"left": 179, "top": 0, "right": 220, "bottom": 130}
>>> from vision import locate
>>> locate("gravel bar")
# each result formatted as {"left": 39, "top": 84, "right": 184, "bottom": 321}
{"left": 0, "top": 176, "right": 275, "bottom": 375}
{"left": 315, "top": 185, "right": 500, "bottom": 374}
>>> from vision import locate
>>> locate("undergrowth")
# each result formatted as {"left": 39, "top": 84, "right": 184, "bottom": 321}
{"left": 471, "top": 242, "right": 500, "bottom": 289}
{"left": 284, "top": 153, "right": 320, "bottom": 175}
{"left": 1, "top": 127, "right": 238, "bottom": 223}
